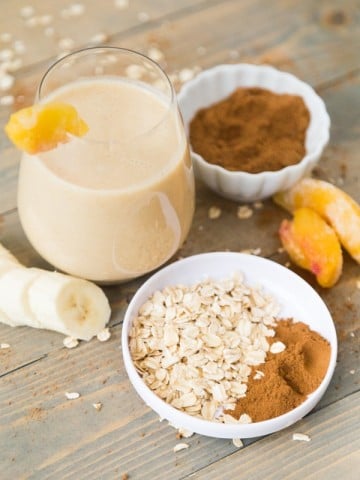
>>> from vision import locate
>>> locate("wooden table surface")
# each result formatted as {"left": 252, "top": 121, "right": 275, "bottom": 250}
{"left": 1, "top": 1, "right": 359, "bottom": 478}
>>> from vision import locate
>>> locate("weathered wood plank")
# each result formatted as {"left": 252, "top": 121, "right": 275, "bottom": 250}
{"left": 0, "top": 327, "right": 240, "bottom": 480}
{"left": 1, "top": 324, "right": 359, "bottom": 479}
{"left": 191, "top": 390, "right": 360, "bottom": 480}
{"left": 1, "top": 1, "right": 360, "bottom": 478}
{"left": 0, "top": 0, "right": 210, "bottom": 69}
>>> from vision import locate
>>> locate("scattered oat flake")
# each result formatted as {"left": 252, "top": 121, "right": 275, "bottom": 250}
{"left": 253, "top": 200, "right": 263, "bottom": 209}
{"left": 270, "top": 341, "right": 286, "bottom": 354}
{"left": 232, "top": 438, "right": 243, "bottom": 448}
{"left": 115, "top": 0, "right": 129, "bottom": 8}
{"left": 0, "top": 95, "right": 14, "bottom": 106}
{"left": 58, "top": 38, "right": 75, "bottom": 50}
{"left": 25, "top": 16, "right": 40, "bottom": 27}
{"left": 13, "top": 40, "right": 26, "bottom": 54}
{"left": 39, "top": 14, "right": 53, "bottom": 25}
{"left": 90, "top": 32, "right": 108, "bottom": 44}
{"left": 237, "top": 205, "right": 253, "bottom": 219}
{"left": 178, "top": 68, "right": 195, "bottom": 83}
{"left": 284, "top": 261, "right": 291, "bottom": 268}
{"left": 0, "top": 343, "right": 10, "bottom": 349}
{"left": 5, "top": 58, "right": 23, "bottom": 72}
{"left": 0, "top": 49, "right": 14, "bottom": 61}
{"left": 92, "top": 402, "right": 103, "bottom": 411}
{"left": 138, "top": 11, "right": 149, "bottom": 22}
{"left": 97, "top": 327, "right": 111, "bottom": 342}
{"left": 65, "top": 391, "right": 80, "bottom": 400}
{"left": 349, "top": 369, "right": 355, "bottom": 375}
{"left": 0, "top": 33, "right": 12, "bottom": 43}
{"left": 350, "top": 332, "right": 355, "bottom": 337}
{"left": 229, "top": 50, "right": 239, "bottom": 60}
{"left": 173, "top": 443, "right": 189, "bottom": 452}
{"left": 148, "top": 47, "right": 164, "bottom": 62}
{"left": 44, "top": 27, "right": 55, "bottom": 37}
{"left": 68, "top": 3, "right": 85, "bottom": 16}
{"left": 208, "top": 206, "right": 222, "bottom": 219}
{"left": 125, "top": 64, "right": 145, "bottom": 79}
{"left": 61, "top": 3, "right": 85, "bottom": 18}
{"left": 240, "top": 247, "right": 261, "bottom": 256}
{"left": 0, "top": 73, "right": 14, "bottom": 91}
{"left": 63, "top": 336, "right": 79, "bottom": 349}
{"left": 177, "top": 428, "right": 194, "bottom": 438}
{"left": 20, "top": 6, "right": 35, "bottom": 18}
{"left": 197, "top": 46, "right": 207, "bottom": 56}
{"left": 292, "top": 433, "right": 311, "bottom": 442}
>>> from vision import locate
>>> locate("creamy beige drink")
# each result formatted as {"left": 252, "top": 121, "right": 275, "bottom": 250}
{"left": 18, "top": 71, "right": 194, "bottom": 282}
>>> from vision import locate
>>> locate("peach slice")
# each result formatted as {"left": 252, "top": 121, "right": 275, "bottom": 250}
{"left": 4, "top": 102, "right": 88, "bottom": 154}
{"left": 274, "top": 178, "right": 360, "bottom": 264}
{"left": 279, "top": 207, "right": 343, "bottom": 288}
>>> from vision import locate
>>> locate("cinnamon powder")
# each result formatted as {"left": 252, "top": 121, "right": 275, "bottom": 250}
{"left": 189, "top": 87, "right": 310, "bottom": 173}
{"left": 229, "top": 319, "right": 331, "bottom": 422}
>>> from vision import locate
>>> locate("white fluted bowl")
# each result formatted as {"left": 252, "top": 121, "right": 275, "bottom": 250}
{"left": 177, "top": 64, "right": 330, "bottom": 202}
{"left": 122, "top": 252, "right": 337, "bottom": 439}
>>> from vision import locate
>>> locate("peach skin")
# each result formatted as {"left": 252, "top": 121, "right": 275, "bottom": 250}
{"left": 274, "top": 178, "right": 360, "bottom": 264}
{"left": 279, "top": 207, "right": 343, "bottom": 288}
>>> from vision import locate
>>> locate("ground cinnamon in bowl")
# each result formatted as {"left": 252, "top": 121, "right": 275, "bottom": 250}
{"left": 228, "top": 318, "right": 331, "bottom": 422}
{"left": 189, "top": 87, "right": 310, "bottom": 173}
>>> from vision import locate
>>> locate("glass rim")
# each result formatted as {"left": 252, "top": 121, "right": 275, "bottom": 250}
{"left": 36, "top": 46, "right": 177, "bottom": 146}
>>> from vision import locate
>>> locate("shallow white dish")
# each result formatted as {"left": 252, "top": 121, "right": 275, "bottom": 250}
{"left": 177, "top": 64, "right": 330, "bottom": 202}
{"left": 122, "top": 252, "right": 337, "bottom": 439}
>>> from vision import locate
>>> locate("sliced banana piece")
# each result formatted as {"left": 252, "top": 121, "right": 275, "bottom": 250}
{"left": 0, "top": 257, "right": 21, "bottom": 277}
{"left": 0, "top": 244, "right": 20, "bottom": 267}
{"left": 28, "top": 271, "right": 111, "bottom": 340}
{"left": 0, "top": 245, "right": 24, "bottom": 326}
{"left": 0, "top": 310, "right": 12, "bottom": 327}
{"left": 0, "top": 267, "right": 42, "bottom": 327}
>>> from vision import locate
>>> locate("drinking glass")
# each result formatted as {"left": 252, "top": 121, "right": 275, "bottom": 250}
{"left": 17, "top": 47, "right": 195, "bottom": 283}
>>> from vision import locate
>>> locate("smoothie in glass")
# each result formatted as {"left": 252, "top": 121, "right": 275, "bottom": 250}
{"left": 17, "top": 48, "right": 194, "bottom": 283}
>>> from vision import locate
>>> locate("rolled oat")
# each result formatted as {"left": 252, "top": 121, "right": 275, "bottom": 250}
{"left": 129, "top": 275, "right": 279, "bottom": 422}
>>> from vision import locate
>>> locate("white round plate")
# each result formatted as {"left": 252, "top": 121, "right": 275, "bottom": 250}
{"left": 122, "top": 252, "right": 337, "bottom": 438}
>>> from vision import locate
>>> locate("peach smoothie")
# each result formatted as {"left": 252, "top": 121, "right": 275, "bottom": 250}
{"left": 17, "top": 77, "right": 195, "bottom": 282}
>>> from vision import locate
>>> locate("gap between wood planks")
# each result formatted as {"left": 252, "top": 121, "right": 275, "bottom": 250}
{"left": 0, "top": 352, "right": 47, "bottom": 378}
{"left": 316, "top": 66, "right": 360, "bottom": 93}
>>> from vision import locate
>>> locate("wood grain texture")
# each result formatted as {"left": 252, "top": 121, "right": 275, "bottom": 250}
{"left": 0, "top": 0, "right": 360, "bottom": 478}
{"left": 192, "top": 391, "right": 360, "bottom": 480}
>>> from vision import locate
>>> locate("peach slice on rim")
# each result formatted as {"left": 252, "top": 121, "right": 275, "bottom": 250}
{"left": 4, "top": 102, "right": 88, "bottom": 154}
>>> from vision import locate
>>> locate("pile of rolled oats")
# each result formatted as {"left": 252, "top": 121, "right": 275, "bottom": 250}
{"left": 129, "top": 273, "right": 280, "bottom": 423}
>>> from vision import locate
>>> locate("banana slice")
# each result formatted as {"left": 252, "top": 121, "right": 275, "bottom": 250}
{"left": 0, "top": 244, "right": 20, "bottom": 266}
{"left": 27, "top": 271, "right": 111, "bottom": 340}
{"left": 0, "top": 267, "right": 42, "bottom": 327}
{"left": 0, "top": 242, "right": 111, "bottom": 339}
{"left": 0, "top": 245, "right": 25, "bottom": 325}
{"left": 0, "top": 257, "right": 21, "bottom": 277}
